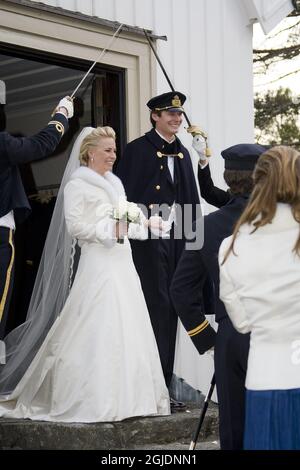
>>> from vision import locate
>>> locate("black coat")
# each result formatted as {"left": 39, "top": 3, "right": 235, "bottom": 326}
{"left": 116, "top": 128, "right": 200, "bottom": 212}
{"left": 116, "top": 128, "right": 202, "bottom": 385}
{"left": 170, "top": 195, "right": 249, "bottom": 354}
{"left": 0, "top": 113, "right": 68, "bottom": 223}
{"left": 115, "top": 128, "right": 202, "bottom": 300}
{"left": 198, "top": 163, "right": 230, "bottom": 208}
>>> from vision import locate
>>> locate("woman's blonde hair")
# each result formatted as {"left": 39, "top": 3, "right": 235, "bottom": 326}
{"left": 222, "top": 145, "right": 300, "bottom": 263}
{"left": 79, "top": 126, "right": 116, "bottom": 166}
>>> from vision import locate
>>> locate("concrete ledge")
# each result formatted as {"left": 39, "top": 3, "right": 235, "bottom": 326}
{"left": 0, "top": 404, "right": 219, "bottom": 450}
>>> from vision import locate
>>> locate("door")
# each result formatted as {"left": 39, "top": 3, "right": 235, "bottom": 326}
{"left": 0, "top": 46, "right": 126, "bottom": 331}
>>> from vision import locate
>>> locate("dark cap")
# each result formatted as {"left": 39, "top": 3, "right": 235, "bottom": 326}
{"left": 221, "top": 143, "right": 269, "bottom": 171}
{"left": 147, "top": 91, "right": 186, "bottom": 112}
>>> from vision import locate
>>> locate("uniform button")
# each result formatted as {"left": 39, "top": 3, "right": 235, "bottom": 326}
{"left": 156, "top": 185, "right": 160, "bottom": 190}
{"left": 160, "top": 165, "right": 163, "bottom": 170}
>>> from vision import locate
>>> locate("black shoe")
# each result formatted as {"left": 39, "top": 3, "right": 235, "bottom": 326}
{"left": 170, "top": 397, "right": 186, "bottom": 413}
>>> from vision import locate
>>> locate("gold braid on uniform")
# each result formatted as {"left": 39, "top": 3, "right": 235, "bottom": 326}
{"left": 0, "top": 229, "right": 15, "bottom": 322}
{"left": 48, "top": 120, "right": 65, "bottom": 135}
{"left": 188, "top": 319, "right": 210, "bottom": 337}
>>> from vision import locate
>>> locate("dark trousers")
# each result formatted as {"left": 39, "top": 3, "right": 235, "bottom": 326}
{"left": 214, "top": 317, "right": 250, "bottom": 450}
{"left": 131, "top": 235, "right": 182, "bottom": 388}
{"left": 155, "top": 237, "right": 179, "bottom": 387}
{"left": 0, "top": 227, "right": 15, "bottom": 340}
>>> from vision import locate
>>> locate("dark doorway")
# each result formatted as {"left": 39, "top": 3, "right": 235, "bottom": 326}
{"left": 0, "top": 45, "right": 126, "bottom": 331}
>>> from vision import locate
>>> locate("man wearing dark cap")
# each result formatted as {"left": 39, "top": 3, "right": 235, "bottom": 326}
{"left": 170, "top": 143, "right": 268, "bottom": 448}
{"left": 116, "top": 91, "right": 204, "bottom": 411}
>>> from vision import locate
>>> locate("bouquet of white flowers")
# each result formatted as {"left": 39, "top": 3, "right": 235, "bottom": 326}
{"left": 112, "top": 199, "right": 141, "bottom": 243}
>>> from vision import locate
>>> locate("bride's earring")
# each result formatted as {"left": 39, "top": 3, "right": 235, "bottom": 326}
{"left": 90, "top": 157, "right": 94, "bottom": 163}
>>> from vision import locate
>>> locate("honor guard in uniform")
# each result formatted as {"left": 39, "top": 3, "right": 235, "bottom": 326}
{"left": 116, "top": 91, "right": 204, "bottom": 411}
{"left": 170, "top": 143, "right": 267, "bottom": 448}
{"left": 0, "top": 96, "right": 73, "bottom": 357}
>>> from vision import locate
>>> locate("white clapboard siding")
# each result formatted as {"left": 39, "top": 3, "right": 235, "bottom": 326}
{"left": 35, "top": 0, "right": 155, "bottom": 29}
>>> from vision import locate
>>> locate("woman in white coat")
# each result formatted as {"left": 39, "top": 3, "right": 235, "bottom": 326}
{"left": 0, "top": 127, "right": 170, "bottom": 422}
{"left": 219, "top": 146, "right": 300, "bottom": 450}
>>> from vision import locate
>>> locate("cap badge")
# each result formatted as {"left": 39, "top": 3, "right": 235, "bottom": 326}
{"left": 172, "top": 95, "right": 181, "bottom": 107}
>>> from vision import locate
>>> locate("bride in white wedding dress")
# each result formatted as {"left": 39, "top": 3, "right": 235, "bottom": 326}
{"left": 0, "top": 126, "right": 170, "bottom": 422}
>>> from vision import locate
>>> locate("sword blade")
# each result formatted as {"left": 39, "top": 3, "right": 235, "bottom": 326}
{"left": 70, "top": 23, "right": 124, "bottom": 98}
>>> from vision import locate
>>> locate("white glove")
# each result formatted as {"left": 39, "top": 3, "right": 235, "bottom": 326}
{"left": 187, "top": 125, "right": 209, "bottom": 166}
{"left": 57, "top": 96, "right": 74, "bottom": 118}
{"left": 192, "top": 135, "right": 207, "bottom": 163}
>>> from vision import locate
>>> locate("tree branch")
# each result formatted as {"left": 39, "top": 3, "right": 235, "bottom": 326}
{"left": 269, "top": 20, "right": 300, "bottom": 37}
{"left": 288, "top": 10, "right": 300, "bottom": 17}
{"left": 253, "top": 45, "right": 300, "bottom": 63}
{"left": 254, "top": 69, "right": 300, "bottom": 85}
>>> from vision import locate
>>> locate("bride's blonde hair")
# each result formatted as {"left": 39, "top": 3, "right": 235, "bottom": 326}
{"left": 79, "top": 126, "right": 116, "bottom": 166}
{"left": 222, "top": 145, "right": 300, "bottom": 264}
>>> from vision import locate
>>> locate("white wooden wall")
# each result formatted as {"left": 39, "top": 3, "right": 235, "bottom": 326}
{"left": 28, "top": 0, "right": 293, "bottom": 188}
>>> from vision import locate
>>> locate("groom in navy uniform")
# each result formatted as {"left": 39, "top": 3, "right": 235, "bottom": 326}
{"left": 116, "top": 91, "right": 215, "bottom": 411}
{"left": 0, "top": 96, "right": 73, "bottom": 353}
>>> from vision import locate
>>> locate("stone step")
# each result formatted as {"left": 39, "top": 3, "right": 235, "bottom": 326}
{"left": 0, "top": 403, "right": 219, "bottom": 450}
{"left": 131, "top": 440, "right": 220, "bottom": 450}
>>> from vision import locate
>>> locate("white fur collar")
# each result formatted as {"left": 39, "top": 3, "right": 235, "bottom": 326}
{"left": 70, "top": 167, "right": 126, "bottom": 205}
